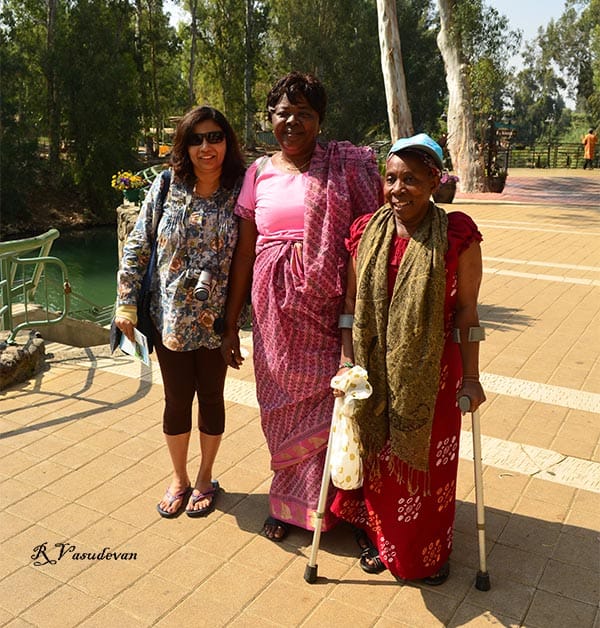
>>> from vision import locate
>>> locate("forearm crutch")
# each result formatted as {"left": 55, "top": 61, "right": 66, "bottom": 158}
{"left": 304, "top": 397, "right": 339, "bottom": 584}
{"left": 459, "top": 395, "right": 491, "bottom": 591}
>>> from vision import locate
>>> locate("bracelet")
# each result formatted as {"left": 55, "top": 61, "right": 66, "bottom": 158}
{"left": 462, "top": 376, "right": 480, "bottom": 382}
{"left": 338, "top": 361, "right": 354, "bottom": 369}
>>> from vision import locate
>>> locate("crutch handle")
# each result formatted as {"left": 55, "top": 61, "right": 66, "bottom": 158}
{"left": 459, "top": 395, "right": 471, "bottom": 413}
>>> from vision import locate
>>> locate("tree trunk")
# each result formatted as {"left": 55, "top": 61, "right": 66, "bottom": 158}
{"left": 46, "top": 0, "right": 60, "bottom": 167}
{"left": 134, "top": 0, "right": 152, "bottom": 155}
{"left": 436, "top": 0, "right": 484, "bottom": 192}
{"left": 148, "top": 1, "right": 161, "bottom": 158}
{"left": 188, "top": 0, "right": 199, "bottom": 108}
{"left": 244, "top": 0, "right": 256, "bottom": 150}
{"left": 376, "top": 0, "right": 413, "bottom": 140}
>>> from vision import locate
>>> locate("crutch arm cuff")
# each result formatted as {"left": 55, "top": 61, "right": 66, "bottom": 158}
{"left": 338, "top": 314, "right": 354, "bottom": 329}
{"left": 453, "top": 326, "right": 486, "bottom": 343}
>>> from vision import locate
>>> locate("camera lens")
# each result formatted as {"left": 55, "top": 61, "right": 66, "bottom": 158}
{"left": 194, "top": 286, "right": 209, "bottom": 301}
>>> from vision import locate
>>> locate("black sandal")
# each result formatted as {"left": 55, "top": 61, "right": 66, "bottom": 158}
{"left": 422, "top": 561, "right": 450, "bottom": 586}
{"left": 262, "top": 516, "right": 289, "bottom": 542}
{"left": 354, "top": 527, "right": 386, "bottom": 575}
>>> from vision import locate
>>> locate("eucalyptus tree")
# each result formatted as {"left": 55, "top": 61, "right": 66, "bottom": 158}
{"left": 436, "top": 0, "right": 521, "bottom": 190}
{"left": 377, "top": 0, "right": 413, "bottom": 139}
{"left": 0, "top": 0, "right": 68, "bottom": 223}
{"left": 460, "top": 2, "right": 521, "bottom": 145}
{"left": 541, "top": 0, "right": 600, "bottom": 124}
{"left": 436, "top": 0, "right": 484, "bottom": 191}
{"left": 58, "top": 0, "right": 141, "bottom": 214}
{"left": 243, "top": 0, "right": 269, "bottom": 149}
{"left": 0, "top": 3, "right": 40, "bottom": 224}
{"left": 396, "top": 0, "right": 446, "bottom": 138}
{"left": 133, "top": 0, "right": 185, "bottom": 155}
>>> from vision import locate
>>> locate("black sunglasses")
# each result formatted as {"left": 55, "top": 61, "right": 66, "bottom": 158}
{"left": 188, "top": 131, "right": 225, "bottom": 145}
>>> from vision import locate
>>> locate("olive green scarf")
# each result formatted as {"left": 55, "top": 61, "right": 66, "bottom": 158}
{"left": 353, "top": 203, "right": 448, "bottom": 483}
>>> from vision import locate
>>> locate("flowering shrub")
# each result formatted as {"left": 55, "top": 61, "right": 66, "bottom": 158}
{"left": 111, "top": 170, "right": 144, "bottom": 191}
{"left": 440, "top": 171, "right": 459, "bottom": 185}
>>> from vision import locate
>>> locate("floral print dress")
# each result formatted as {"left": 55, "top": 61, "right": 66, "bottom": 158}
{"left": 118, "top": 172, "right": 241, "bottom": 351}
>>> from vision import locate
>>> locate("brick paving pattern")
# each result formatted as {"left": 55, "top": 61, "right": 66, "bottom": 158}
{"left": 1, "top": 169, "right": 599, "bottom": 627}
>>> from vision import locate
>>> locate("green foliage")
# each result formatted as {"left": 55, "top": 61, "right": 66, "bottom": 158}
{"left": 58, "top": 0, "right": 140, "bottom": 218}
{"left": 510, "top": 0, "right": 600, "bottom": 145}
{"left": 0, "top": 4, "right": 41, "bottom": 225}
{"left": 4, "top": 0, "right": 595, "bottom": 235}
{"left": 266, "top": 0, "right": 385, "bottom": 142}
{"left": 450, "top": 0, "right": 522, "bottom": 141}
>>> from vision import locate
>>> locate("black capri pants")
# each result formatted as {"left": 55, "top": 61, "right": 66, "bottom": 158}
{"left": 153, "top": 328, "right": 227, "bottom": 436}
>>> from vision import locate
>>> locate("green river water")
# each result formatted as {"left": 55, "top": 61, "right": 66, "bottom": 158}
{"left": 45, "top": 226, "right": 119, "bottom": 311}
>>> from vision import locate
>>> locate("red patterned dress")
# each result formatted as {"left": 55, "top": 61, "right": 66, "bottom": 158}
{"left": 331, "top": 210, "right": 482, "bottom": 579}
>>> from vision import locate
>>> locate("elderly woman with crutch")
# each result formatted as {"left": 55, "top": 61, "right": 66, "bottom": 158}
{"left": 329, "top": 134, "right": 486, "bottom": 586}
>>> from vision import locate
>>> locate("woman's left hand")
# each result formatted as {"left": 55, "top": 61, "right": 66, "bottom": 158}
{"left": 332, "top": 366, "right": 351, "bottom": 397}
{"left": 457, "top": 379, "right": 486, "bottom": 413}
{"left": 220, "top": 329, "right": 244, "bottom": 369}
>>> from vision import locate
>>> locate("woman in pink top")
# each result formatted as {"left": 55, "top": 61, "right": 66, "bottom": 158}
{"left": 221, "top": 72, "right": 382, "bottom": 542}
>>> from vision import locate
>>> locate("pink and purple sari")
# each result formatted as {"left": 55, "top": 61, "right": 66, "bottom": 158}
{"left": 236, "top": 141, "right": 382, "bottom": 530}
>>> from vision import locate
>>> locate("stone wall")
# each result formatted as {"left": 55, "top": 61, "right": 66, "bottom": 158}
{"left": 116, "top": 203, "right": 141, "bottom": 263}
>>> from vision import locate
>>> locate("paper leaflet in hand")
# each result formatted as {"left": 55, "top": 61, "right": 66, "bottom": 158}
{"left": 119, "top": 328, "right": 150, "bottom": 366}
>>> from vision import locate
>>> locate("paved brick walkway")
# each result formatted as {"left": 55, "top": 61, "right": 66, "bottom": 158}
{"left": 457, "top": 167, "right": 600, "bottom": 207}
{"left": 1, "top": 169, "right": 599, "bottom": 627}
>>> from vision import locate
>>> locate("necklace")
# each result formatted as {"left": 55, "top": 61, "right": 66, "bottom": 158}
{"left": 279, "top": 152, "right": 311, "bottom": 172}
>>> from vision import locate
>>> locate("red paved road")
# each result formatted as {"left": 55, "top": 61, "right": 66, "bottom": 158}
{"left": 456, "top": 168, "right": 600, "bottom": 207}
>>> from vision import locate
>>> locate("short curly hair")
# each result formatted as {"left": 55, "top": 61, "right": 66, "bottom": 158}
{"left": 170, "top": 105, "right": 245, "bottom": 190}
{"left": 266, "top": 72, "right": 327, "bottom": 124}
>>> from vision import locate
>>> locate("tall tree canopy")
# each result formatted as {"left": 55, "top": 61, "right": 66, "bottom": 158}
{"left": 1, "top": 0, "right": 587, "bottom": 232}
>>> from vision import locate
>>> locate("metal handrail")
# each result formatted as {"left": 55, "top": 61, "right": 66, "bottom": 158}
{"left": 0, "top": 229, "right": 60, "bottom": 303}
{"left": 6, "top": 257, "right": 71, "bottom": 344}
{"left": 0, "top": 229, "right": 71, "bottom": 344}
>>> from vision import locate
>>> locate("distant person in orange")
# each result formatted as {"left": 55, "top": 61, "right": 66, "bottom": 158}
{"left": 582, "top": 128, "right": 597, "bottom": 169}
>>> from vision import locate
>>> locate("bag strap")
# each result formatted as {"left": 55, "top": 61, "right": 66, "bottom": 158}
{"left": 255, "top": 155, "right": 269, "bottom": 181}
{"left": 150, "top": 168, "right": 172, "bottom": 239}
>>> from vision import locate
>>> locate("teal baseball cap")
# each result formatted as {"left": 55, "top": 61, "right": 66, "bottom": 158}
{"left": 388, "top": 133, "right": 444, "bottom": 171}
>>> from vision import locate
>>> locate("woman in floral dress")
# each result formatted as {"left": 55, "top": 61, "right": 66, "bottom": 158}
{"left": 115, "top": 106, "right": 245, "bottom": 518}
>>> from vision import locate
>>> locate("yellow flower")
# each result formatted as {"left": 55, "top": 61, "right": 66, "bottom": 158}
{"left": 111, "top": 170, "right": 145, "bottom": 191}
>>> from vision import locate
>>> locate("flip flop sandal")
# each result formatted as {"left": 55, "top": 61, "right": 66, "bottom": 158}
{"left": 156, "top": 486, "right": 191, "bottom": 518}
{"left": 261, "top": 516, "right": 289, "bottom": 542}
{"left": 422, "top": 561, "right": 450, "bottom": 586}
{"left": 186, "top": 481, "right": 220, "bottom": 518}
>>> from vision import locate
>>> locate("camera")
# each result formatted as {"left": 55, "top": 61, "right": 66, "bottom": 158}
{"left": 183, "top": 269, "right": 213, "bottom": 301}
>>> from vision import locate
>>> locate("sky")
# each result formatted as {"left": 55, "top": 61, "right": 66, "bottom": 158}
{"left": 490, "top": 0, "right": 568, "bottom": 69}
{"left": 490, "top": 0, "right": 567, "bottom": 41}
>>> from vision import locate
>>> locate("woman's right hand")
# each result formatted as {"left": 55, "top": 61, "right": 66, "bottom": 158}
{"left": 221, "top": 329, "right": 244, "bottom": 369}
{"left": 114, "top": 316, "right": 136, "bottom": 342}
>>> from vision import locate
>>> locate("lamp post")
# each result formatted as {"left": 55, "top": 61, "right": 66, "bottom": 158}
{"left": 544, "top": 116, "right": 553, "bottom": 168}
{"left": 486, "top": 115, "right": 495, "bottom": 177}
